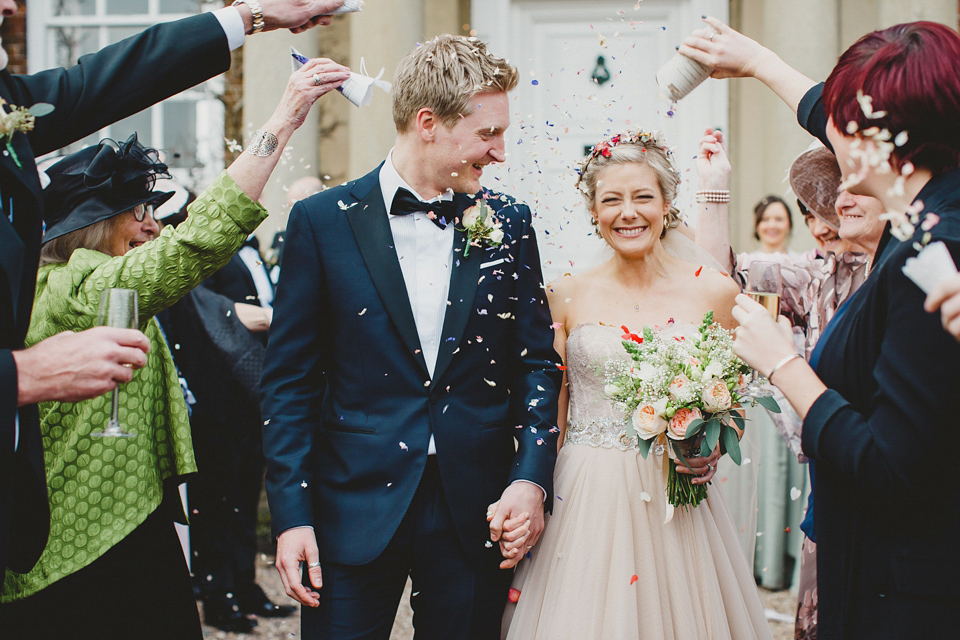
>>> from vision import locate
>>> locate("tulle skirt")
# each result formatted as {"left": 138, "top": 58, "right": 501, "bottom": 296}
{"left": 503, "top": 442, "right": 771, "bottom": 640}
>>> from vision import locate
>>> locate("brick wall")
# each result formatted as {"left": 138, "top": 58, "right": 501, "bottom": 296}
{"left": 0, "top": 2, "right": 27, "bottom": 74}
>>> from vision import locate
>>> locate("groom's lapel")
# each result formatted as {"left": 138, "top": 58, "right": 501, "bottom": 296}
{"left": 431, "top": 193, "right": 482, "bottom": 387}
{"left": 345, "top": 175, "right": 429, "bottom": 376}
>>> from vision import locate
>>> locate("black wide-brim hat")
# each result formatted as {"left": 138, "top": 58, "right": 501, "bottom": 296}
{"left": 42, "top": 133, "right": 174, "bottom": 245}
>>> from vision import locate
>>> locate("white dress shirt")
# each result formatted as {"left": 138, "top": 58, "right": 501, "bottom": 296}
{"left": 212, "top": 7, "right": 247, "bottom": 51}
{"left": 238, "top": 241, "right": 274, "bottom": 308}
{"left": 379, "top": 150, "right": 456, "bottom": 455}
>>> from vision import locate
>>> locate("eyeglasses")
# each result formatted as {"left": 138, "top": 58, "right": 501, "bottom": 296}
{"left": 131, "top": 203, "right": 155, "bottom": 222}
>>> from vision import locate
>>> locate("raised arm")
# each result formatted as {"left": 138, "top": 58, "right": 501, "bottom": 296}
{"left": 79, "top": 58, "right": 349, "bottom": 318}
{"left": 678, "top": 16, "right": 816, "bottom": 116}
{"left": 16, "top": 59, "right": 348, "bottom": 406}
{"left": 693, "top": 128, "right": 734, "bottom": 272}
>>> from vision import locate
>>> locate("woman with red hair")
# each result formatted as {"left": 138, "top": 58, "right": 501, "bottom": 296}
{"left": 683, "top": 18, "right": 960, "bottom": 640}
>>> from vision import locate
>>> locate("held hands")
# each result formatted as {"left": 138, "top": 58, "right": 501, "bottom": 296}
{"left": 14, "top": 327, "right": 150, "bottom": 406}
{"left": 678, "top": 16, "right": 774, "bottom": 80}
{"left": 696, "top": 128, "right": 731, "bottom": 191}
{"left": 488, "top": 482, "right": 545, "bottom": 569}
{"left": 247, "top": 1, "right": 346, "bottom": 34}
{"left": 924, "top": 274, "right": 960, "bottom": 342}
{"left": 268, "top": 58, "right": 351, "bottom": 135}
{"left": 275, "top": 527, "right": 322, "bottom": 607}
{"left": 731, "top": 293, "right": 796, "bottom": 377}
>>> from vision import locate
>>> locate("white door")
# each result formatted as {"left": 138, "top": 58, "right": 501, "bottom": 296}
{"left": 472, "top": 0, "right": 729, "bottom": 281}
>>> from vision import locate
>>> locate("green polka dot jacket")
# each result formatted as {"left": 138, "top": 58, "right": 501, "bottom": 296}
{"left": 2, "top": 172, "right": 267, "bottom": 600}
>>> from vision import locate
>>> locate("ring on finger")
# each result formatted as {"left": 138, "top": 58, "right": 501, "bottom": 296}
{"left": 308, "top": 561, "right": 321, "bottom": 568}
{"left": 312, "top": 73, "right": 323, "bottom": 86}
{"left": 707, "top": 463, "right": 715, "bottom": 471}
{"left": 708, "top": 32, "right": 716, "bottom": 41}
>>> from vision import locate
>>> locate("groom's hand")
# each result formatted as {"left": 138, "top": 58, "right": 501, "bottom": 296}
{"left": 246, "top": 1, "right": 345, "bottom": 34}
{"left": 275, "top": 527, "right": 323, "bottom": 607}
{"left": 488, "top": 482, "right": 545, "bottom": 569}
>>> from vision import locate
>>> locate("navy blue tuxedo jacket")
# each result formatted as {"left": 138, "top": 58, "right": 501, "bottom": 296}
{"left": 261, "top": 166, "right": 562, "bottom": 566}
{"left": 0, "top": 12, "right": 230, "bottom": 574}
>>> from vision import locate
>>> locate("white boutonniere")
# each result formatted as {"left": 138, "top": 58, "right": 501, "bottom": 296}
{"left": 0, "top": 99, "right": 54, "bottom": 169}
{"left": 460, "top": 199, "right": 504, "bottom": 258}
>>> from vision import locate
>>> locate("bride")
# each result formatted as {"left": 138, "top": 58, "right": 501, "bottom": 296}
{"left": 502, "top": 130, "right": 771, "bottom": 639}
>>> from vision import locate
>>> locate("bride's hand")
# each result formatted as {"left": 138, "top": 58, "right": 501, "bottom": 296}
{"left": 696, "top": 128, "right": 731, "bottom": 191}
{"left": 675, "top": 446, "right": 721, "bottom": 484}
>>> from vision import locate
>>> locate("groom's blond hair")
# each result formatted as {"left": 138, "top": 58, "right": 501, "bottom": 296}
{"left": 392, "top": 35, "right": 518, "bottom": 133}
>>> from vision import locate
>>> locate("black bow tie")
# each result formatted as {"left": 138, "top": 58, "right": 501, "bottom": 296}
{"left": 390, "top": 188, "right": 456, "bottom": 230}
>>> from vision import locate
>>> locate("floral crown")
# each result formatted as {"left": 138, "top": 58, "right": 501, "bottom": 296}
{"left": 575, "top": 130, "right": 677, "bottom": 192}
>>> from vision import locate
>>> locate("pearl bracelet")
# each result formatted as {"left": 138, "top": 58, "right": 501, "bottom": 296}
{"left": 767, "top": 353, "right": 803, "bottom": 384}
{"left": 695, "top": 190, "right": 730, "bottom": 204}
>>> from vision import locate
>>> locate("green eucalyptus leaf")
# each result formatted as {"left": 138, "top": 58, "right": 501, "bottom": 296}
{"left": 723, "top": 426, "right": 742, "bottom": 465}
{"left": 637, "top": 436, "right": 654, "bottom": 459}
{"left": 685, "top": 418, "right": 705, "bottom": 438}
{"left": 705, "top": 418, "right": 721, "bottom": 451}
{"left": 755, "top": 395, "right": 782, "bottom": 413}
{"left": 700, "top": 436, "right": 712, "bottom": 457}
{"left": 671, "top": 440, "right": 691, "bottom": 471}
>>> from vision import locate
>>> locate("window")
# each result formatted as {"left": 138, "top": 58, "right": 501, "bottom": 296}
{"left": 27, "top": 1, "right": 225, "bottom": 188}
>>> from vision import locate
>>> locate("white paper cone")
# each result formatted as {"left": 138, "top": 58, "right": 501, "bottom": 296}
{"left": 339, "top": 73, "right": 376, "bottom": 107}
{"left": 337, "top": 58, "right": 392, "bottom": 108}
{"left": 902, "top": 241, "right": 958, "bottom": 294}
{"left": 325, "top": 0, "right": 363, "bottom": 14}
{"left": 291, "top": 46, "right": 307, "bottom": 72}
{"left": 656, "top": 52, "right": 713, "bottom": 101}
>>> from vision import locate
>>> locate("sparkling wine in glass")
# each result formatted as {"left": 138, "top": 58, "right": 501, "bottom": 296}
{"left": 743, "top": 261, "right": 782, "bottom": 399}
{"left": 91, "top": 288, "right": 138, "bottom": 438}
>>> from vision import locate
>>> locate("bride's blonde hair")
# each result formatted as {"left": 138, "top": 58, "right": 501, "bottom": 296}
{"left": 576, "top": 130, "right": 682, "bottom": 238}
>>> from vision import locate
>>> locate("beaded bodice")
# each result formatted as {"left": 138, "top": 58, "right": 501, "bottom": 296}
{"left": 564, "top": 323, "right": 637, "bottom": 451}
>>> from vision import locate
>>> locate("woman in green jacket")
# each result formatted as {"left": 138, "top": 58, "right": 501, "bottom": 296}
{"left": 0, "top": 57, "right": 349, "bottom": 639}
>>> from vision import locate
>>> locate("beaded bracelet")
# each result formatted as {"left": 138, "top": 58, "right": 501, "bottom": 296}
{"left": 695, "top": 190, "right": 730, "bottom": 204}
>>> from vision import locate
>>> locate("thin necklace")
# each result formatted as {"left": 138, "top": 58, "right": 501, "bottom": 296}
{"left": 615, "top": 273, "right": 655, "bottom": 312}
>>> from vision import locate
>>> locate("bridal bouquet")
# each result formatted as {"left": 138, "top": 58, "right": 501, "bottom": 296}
{"left": 603, "top": 312, "right": 770, "bottom": 511}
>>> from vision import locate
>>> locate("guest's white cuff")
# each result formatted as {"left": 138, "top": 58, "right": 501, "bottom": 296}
{"left": 212, "top": 6, "right": 246, "bottom": 51}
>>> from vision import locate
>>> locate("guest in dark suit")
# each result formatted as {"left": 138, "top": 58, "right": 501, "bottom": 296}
{"left": 0, "top": 56, "right": 350, "bottom": 639}
{"left": 0, "top": 0, "right": 347, "bottom": 578}
{"left": 727, "top": 21, "right": 960, "bottom": 640}
{"left": 191, "top": 235, "right": 292, "bottom": 630}
{"left": 262, "top": 35, "right": 563, "bottom": 638}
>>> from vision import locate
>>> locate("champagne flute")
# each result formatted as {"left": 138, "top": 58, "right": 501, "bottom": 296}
{"left": 742, "top": 261, "right": 782, "bottom": 399}
{"left": 91, "top": 288, "right": 139, "bottom": 438}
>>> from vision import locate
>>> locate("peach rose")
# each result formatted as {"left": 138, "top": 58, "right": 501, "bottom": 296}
{"left": 668, "top": 407, "right": 702, "bottom": 440}
{"left": 631, "top": 397, "right": 668, "bottom": 440}
{"left": 701, "top": 378, "right": 732, "bottom": 412}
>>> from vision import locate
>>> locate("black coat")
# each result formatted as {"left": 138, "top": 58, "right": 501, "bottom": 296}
{"left": 0, "top": 11, "right": 230, "bottom": 574}
{"left": 799, "top": 84, "right": 960, "bottom": 639}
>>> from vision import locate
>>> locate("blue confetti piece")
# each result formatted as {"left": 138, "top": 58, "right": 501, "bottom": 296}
{"left": 531, "top": 79, "right": 539, "bottom": 85}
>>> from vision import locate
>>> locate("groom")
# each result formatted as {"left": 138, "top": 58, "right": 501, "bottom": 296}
{"left": 261, "top": 35, "right": 561, "bottom": 638}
